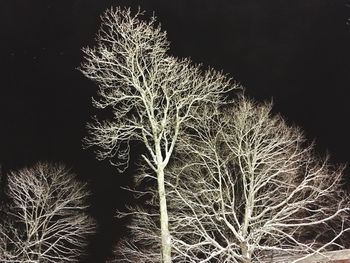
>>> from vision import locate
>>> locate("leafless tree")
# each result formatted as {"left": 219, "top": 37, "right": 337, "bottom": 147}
{"left": 80, "top": 7, "right": 236, "bottom": 262}
{"left": 111, "top": 98, "right": 350, "bottom": 263}
{"left": 0, "top": 162, "right": 96, "bottom": 263}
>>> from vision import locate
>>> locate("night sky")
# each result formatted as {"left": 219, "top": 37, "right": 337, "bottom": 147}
{"left": 1, "top": 1, "right": 350, "bottom": 262}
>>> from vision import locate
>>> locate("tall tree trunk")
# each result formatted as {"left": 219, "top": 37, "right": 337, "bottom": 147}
{"left": 157, "top": 166, "right": 171, "bottom": 263}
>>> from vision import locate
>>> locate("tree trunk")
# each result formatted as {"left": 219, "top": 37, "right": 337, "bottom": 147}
{"left": 241, "top": 242, "right": 251, "bottom": 263}
{"left": 157, "top": 166, "right": 171, "bottom": 263}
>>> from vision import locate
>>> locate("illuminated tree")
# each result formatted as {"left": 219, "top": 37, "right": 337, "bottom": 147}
{"left": 80, "top": 7, "right": 236, "bottom": 262}
{"left": 0, "top": 162, "right": 96, "bottom": 263}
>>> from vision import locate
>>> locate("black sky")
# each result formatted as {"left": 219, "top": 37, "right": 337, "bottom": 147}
{"left": 1, "top": 1, "right": 350, "bottom": 262}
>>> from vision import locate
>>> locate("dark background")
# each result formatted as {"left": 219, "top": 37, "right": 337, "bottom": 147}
{"left": 1, "top": 0, "right": 350, "bottom": 262}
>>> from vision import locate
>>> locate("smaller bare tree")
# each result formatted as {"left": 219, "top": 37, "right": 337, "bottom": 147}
{"left": 111, "top": 98, "right": 350, "bottom": 263}
{"left": 0, "top": 162, "right": 96, "bottom": 263}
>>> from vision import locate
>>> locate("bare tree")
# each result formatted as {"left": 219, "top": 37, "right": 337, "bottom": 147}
{"left": 80, "top": 7, "right": 236, "bottom": 262}
{"left": 111, "top": 98, "right": 350, "bottom": 263}
{"left": 0, "top": 162, "right": 96, "bottom": 263}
